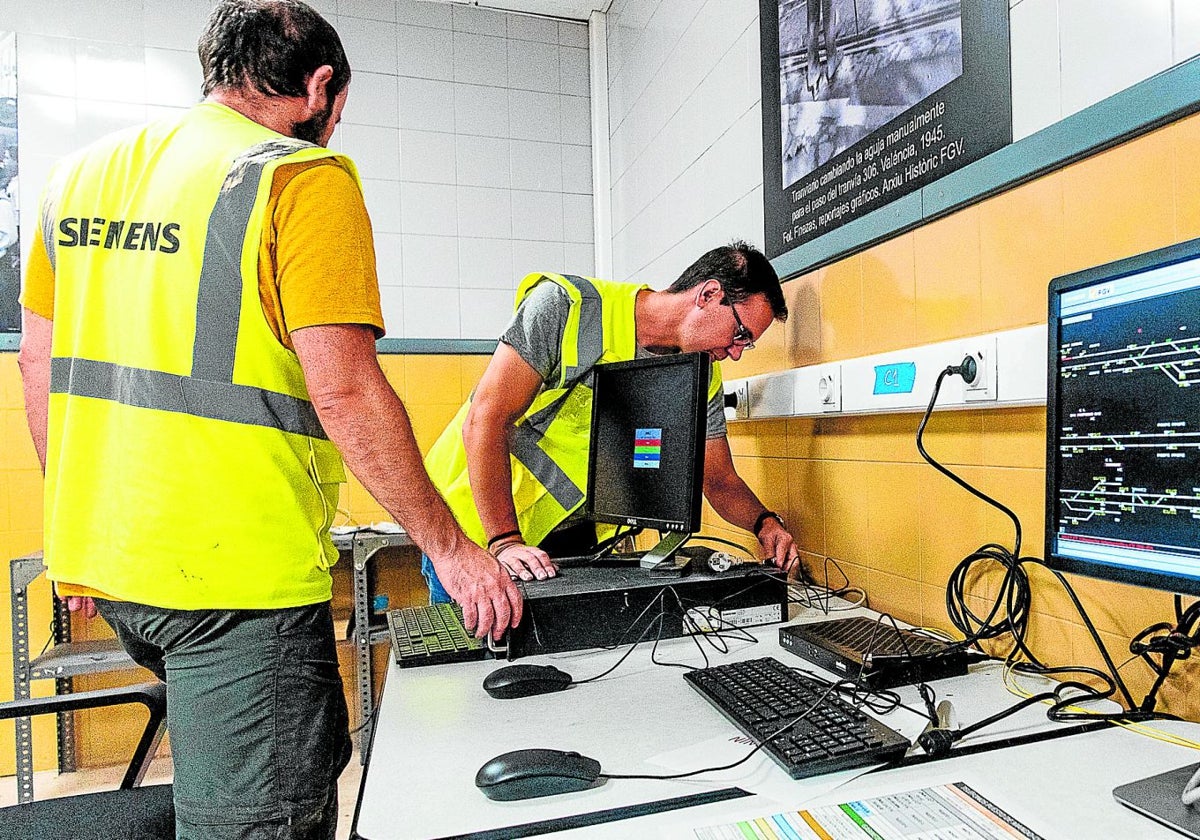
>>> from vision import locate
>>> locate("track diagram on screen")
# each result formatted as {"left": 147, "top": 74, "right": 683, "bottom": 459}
{"left": 1060, "top": 334, "right": 1200, "bottom": 388}
{"left": 1060, "top": 478, "right": 1200, "bottom": 525}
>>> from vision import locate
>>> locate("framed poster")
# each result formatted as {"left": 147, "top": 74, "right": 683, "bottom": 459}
{"left": 760, "top": 0, "right": 1011, "bottom": 260}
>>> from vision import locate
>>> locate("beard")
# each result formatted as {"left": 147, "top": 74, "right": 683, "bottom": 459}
{"left": 292, "top": 98, "right": 335, "bottom": 145}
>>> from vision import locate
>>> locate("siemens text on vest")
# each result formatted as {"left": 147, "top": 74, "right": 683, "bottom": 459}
{"left": 57, "top": 217, "right": 181, "bottom": 254}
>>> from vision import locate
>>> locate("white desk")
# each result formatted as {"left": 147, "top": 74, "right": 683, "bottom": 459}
{"left": 538, "top": 723, "right": 1200, "bottom": 839}
{"left": 352, "top": 602, "right": 1196, "bottom": 839}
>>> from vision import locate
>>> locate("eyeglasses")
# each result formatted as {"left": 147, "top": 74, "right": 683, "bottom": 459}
{"left": 727, "top": 301, "right": 755, "bottom": 350}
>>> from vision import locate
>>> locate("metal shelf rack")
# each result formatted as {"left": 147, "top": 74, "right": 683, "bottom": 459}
{"left": 8, "top": 552, "right": 136, "bottom": 804}
{"left": 7, "top": 530, "right": 413, "bottom": 793}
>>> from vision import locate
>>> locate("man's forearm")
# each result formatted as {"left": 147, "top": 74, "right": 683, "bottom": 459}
{"left": 317, "top": 382, "right": 466, "bottom": 559}
{"left": 705, "top": 473, "right": 767, "bottom": 532}
{"left": 18, "top": 309, "right": 52, "bottom": 473}
{"left": 462, "top": 409, "right": 522, "bottom": 542}
{"left": 294, "top": 324, "right": 522, "bottom": 637}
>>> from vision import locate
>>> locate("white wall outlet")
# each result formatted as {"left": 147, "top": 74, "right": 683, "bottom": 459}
{"left": 818, "top": 367, "right": 842, "bottom": 413}
{"left": 963, "top": 337, "right": 998, "bottom": 402}
{"left": 724, "top": 380, "right": 750, "bottom": 420}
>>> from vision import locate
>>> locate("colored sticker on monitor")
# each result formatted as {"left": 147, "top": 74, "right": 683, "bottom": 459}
{"left": 634, "top": 428, "right": 662, "bottom": 469}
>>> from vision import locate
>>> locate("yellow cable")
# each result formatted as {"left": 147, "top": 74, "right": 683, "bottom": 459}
{"left": 1001, "top": 662, "right": 1200, "bottom": 751}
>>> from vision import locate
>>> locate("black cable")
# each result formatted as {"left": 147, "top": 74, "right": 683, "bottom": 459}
{"left": 1127, "top": 600, "right": 1200, "bottom": 714}
{"left": 1042, "top": 567, "right": 1138, "bottom": 709}
{"left": 786, "top": 555, "right": 858, "bottom": 613}
{"left": 39, "top": 616, "right": 55, "bottom": 658}
{"left": 687, "top": 534, "right": 756, "bottom": 559}
{"left": 349, "top": 703, "right": 378, "bottom": 735}
{"left": 651, "top": 585, "right": 762, "bottom": 668}
{"left": 673, "top": 585, "right": 760, "bottom": 651}
{"left": 918, "top": 368, "right": 1026, "bottom": 558}
{"left": 917, "top": 364, "right": 1141, "bottom": 710}
{"left": 568, "top": 582, "right": 762, "bottom": 686}
{"left": 555, "top": 525, "right": 644, "bottom": 567}
{"left": 647, "top": 588, "right": 720, "bottom": 671}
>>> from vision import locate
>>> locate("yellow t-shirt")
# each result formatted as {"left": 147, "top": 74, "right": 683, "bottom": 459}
{"left": 23, "top": 157, "right": 386, "bottom": 600}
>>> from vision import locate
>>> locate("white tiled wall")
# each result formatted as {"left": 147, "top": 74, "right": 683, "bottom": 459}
{"left": 7, "top": 0, "right": 592, "bottom": 341}
{"left": 8, "top": 0, "right": 1200, "bottom": 339}
{"left": 1011, "top": 0, "right": 1197, "bottom": 139}
{"left": 604, "top": 0, "right": 1200, "bottom": 288}
{"left": 604, "top": 0, "right": 765, "bottom": 289}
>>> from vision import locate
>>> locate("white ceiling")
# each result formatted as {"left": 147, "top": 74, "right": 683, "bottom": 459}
{"left": 436, "top": 0, "right": 610, "bottom": 23}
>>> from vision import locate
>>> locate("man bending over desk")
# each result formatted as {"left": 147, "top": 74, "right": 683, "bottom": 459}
{"left": 422, "top": 241, "right": 803, "bottom": 602}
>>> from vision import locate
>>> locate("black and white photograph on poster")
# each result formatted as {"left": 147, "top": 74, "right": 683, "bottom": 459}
{"left": 760, "top": 0, "right": 1011, "bottom": 260}
{"left": 778, "top": 0, "right": 964, "bottom": 187}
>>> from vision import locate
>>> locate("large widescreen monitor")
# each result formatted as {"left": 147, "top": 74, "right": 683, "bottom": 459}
{"left": 1045, "top": 238, "right": 1200, "bottom": 597}
{"left": 587, "top": 352, "right": 710, "bottom": 572}
{"left": 1047, "top": 238, "right": 1200, "bottom": 840}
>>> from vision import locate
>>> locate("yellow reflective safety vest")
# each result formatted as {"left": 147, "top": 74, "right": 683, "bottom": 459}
{"left": 40, "top": 102, "right": 352, "bottom": 609}
{"left": 425, "top": 273, "right": 723, "bottom": 549}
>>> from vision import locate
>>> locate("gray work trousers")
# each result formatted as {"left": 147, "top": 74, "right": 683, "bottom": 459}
{"left": 95, "top": 599, "right": 352, "bottom": 840}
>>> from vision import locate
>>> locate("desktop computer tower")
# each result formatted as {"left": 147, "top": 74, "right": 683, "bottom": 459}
{"left": 503, "top": 563, "right": 788, "bottom": 659}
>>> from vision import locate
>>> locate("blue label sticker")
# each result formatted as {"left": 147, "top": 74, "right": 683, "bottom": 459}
{"left": 873, "top": 362, "right": 917, "bottom": 395}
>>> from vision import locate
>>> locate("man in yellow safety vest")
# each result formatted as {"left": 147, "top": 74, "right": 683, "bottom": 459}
{"left": 423, "top": 242, "right": 803, "bottom": 601}
{"left": 18, "top": 1, "right": 520, "bottom": 836}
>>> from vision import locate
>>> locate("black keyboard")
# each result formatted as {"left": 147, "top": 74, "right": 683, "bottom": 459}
{"left": 684, "top": 657, "right": 911, "bottom": 779}
{"left": 386, "top": 603, "right": 487, "bottom": 667}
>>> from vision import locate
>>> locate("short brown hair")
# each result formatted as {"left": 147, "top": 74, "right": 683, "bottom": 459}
{"left": 199, "top": 0, "right": 351, "bottom": 99}
{"left": 668, "top": 240, "right": 788, "bottom": 321}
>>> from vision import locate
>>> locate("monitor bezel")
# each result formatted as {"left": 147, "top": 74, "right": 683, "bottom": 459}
{"left": 585, "top": 352, "right": 710, "bottom": 534}
{"left": 1044, "top": 235, "right": 1200, "bottom": 596}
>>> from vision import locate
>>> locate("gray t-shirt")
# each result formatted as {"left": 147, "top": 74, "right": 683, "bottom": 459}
{"left": 500, "top": 281, "right": 727, "bottom": 439}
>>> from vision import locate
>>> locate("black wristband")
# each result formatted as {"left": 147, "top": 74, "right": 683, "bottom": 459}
{"left": 752, "top": 511, "right": 784, "bottom": 537}
{"left": 486, "top": 529, "right": 522, "bottom": 550}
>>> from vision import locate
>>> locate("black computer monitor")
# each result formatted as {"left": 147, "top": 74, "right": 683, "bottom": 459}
{"left": 586, "top": 352, "right": 709, "bottom": 573}
{"left": 1045, "top": 237, "right": 1200, "bottom": 594}
{"left": 1046, "top": 238, "right": 1200, "bottom": 836}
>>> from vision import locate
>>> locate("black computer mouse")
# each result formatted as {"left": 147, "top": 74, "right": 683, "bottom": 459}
{"left": 482, "top": 664, "right": 572, "bottom": 699}
{"left": 475, "top": 748, "right": 603, "bottom": 801}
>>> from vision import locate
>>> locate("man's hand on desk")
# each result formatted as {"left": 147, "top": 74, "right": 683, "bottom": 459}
{"left": 431, "top": 541, "right": 524, "bottom": 641}
{"left": 62, "top": 595, "right": 98, "bottom": 619}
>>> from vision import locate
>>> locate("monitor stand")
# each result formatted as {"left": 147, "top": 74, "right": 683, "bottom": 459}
{"left": 1113, "top": 762, "right": 1200, "bottom": 839}
{"left": 639, "top": 530, "right": 691, "bottom": 578}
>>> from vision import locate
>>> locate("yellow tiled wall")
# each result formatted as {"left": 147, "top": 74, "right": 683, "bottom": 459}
{"left": 0, "top": 352, "right": 489, "bottom": 775}
{"left": 705, "top": 111, "right": 1200, "bottom": 719}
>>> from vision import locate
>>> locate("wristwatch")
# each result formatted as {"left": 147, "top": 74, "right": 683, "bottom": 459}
{"left": 752, "top": 510, "right": 785, "bottom": 538}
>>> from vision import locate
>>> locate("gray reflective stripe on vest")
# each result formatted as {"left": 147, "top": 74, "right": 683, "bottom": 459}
{"left": 51, "top": 138, "right": 328, "bottom": 440}
{"left": 41, "top": 189, "right": 59, "bottom": 273}
{"left": 193, "top": 138, "right": 309, "bottom": 381}
{"left": 558, "top": 274, "right": 604, "bottom": 388}
{"left": 509, "top": 420, "right": 584, "bottom": 512}
{"left": 507, "top": 274, "right": 605, "bottom": 510}
{"left": 50, "top": 357, "right": 328, "bottom": 439}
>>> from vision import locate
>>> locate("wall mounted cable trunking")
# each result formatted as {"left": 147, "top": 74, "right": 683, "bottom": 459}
{"left": 724, "top": 324, "right": 1047, "bottom": 420}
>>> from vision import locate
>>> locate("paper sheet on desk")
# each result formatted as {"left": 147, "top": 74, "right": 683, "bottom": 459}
{"left": 645, "top": 734, "right": 878, "bottom": 804}
{"left": 678, "top": 782, "right": 1045, "bottom": 840}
